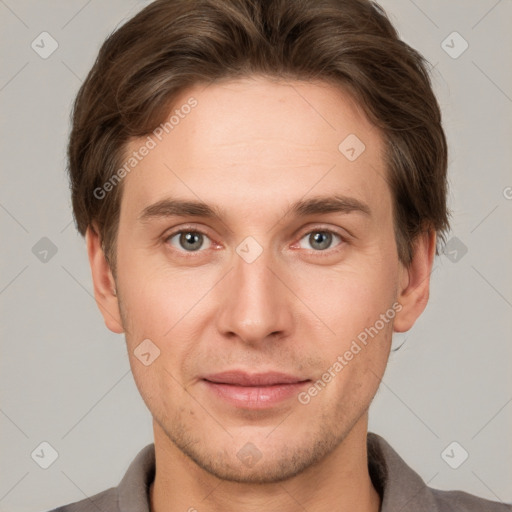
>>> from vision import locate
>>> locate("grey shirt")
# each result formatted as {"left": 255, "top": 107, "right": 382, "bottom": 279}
{"left": 49, "top": 432, "right": 510, "bottom": 511}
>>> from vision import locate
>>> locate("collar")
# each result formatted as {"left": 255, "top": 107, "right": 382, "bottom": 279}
{"left": 117, "top": 432, "right": 439, "bottom": 512}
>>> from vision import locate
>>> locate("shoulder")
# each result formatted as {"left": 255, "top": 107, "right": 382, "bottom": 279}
{"left": 45, "top": 486, "right": 118, "bottom": 512}
{"left": 44, "top": 443, "right": 154, "bottom": 512}
{"left": 431, "top": 488, "right": 512, "bottom": 511}
{"left": 367, "top": 432, "right": 511, "bottom": 512}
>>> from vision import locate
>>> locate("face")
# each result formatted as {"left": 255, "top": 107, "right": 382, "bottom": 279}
{"left": 90, "top": 77, "right": 430, "bottom": 484}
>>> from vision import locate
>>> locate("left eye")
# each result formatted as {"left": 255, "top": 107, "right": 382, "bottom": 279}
{"left": 166, "top": 231, "right": 212, "bottom": 252}
{"left": 297, "top": 230, "right": 343, "bottom": 251}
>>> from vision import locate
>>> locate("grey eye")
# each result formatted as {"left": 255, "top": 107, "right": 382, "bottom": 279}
{"left": 167, "top": 231, "right": 212, "bottom": 252}
{"left": 298, "top": 231, "right": 341, "bottom": 251}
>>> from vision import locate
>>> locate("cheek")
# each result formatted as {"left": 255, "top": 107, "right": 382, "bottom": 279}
{"left": 294, "top": 261, "right": 398, "bottom": 397}
{"left": 297, "top": 262, "right": 398, "bottom": 337}
{"left": 318, "top": 314, "right": 393, "bottom": 408}
{"left": 116, "top": 261, "right": 209, "bottom": 386}
{"left": 116, "top": 253, "right": 194, "bottom": 336}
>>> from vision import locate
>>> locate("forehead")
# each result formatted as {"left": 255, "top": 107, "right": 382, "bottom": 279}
{"left": 120, "top": 77, "right": 390, "bottom": 224}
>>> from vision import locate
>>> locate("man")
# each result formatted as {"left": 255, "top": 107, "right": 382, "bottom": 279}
{"left": 51, "top": 0, "right": 510, "bottom": 511}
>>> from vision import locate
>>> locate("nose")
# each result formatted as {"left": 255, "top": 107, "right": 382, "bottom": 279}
{"left": 216, "top": 244, "right": 294, "bottom": 346}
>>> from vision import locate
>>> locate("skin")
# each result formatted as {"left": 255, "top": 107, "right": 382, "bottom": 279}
{"left": 87, "top": 77, "right": 436, "bottom": 512}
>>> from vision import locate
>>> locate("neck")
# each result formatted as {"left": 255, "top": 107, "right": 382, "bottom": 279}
{"left": 149, "top": 416, "right": 381, "bottom": 512}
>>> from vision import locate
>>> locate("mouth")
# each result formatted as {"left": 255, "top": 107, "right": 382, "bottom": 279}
{"left": 201, "top": 371, "right": 311, "bottom": 409}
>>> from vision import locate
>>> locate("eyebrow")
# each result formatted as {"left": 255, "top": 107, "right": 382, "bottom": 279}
{"left": 138, "top": 195, "right": 371, "bottom": 223}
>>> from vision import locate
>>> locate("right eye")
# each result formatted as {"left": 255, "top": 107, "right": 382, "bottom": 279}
{"left": 165, "top": 229, "right": 213, "bottom": 253}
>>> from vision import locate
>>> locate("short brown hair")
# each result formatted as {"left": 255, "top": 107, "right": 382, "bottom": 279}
{"left": 68, "top": 0, "right": 450, "bottom": 270}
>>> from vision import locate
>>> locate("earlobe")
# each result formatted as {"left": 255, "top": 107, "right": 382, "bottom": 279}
{"left": 85, "top": 226, "right": 124, "bottom": 334}
{"left": 393, "top": 230, "right": 437, "bottom": 333}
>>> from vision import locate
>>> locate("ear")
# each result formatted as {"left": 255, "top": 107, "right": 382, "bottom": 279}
{"left": 393, "top": 229, "right": 437, "bottom": 333}
{"left": 85, "top": 226, "right": 124, "bottom": 334}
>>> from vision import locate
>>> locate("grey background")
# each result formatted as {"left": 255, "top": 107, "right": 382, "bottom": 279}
{"left": 1, "top": 0, "right": 511, "bottom": 510}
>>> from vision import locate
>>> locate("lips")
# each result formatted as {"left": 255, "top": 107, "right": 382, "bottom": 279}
{"left": 202, "top": 370, "right": 309, "bottom": 386}
{"left": 201, "top": 371, "right": 311, "bottom": 409}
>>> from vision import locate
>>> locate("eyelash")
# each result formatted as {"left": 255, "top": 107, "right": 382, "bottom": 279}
{"left": 163, "top": 225, "right": 347, "bottom": 257}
